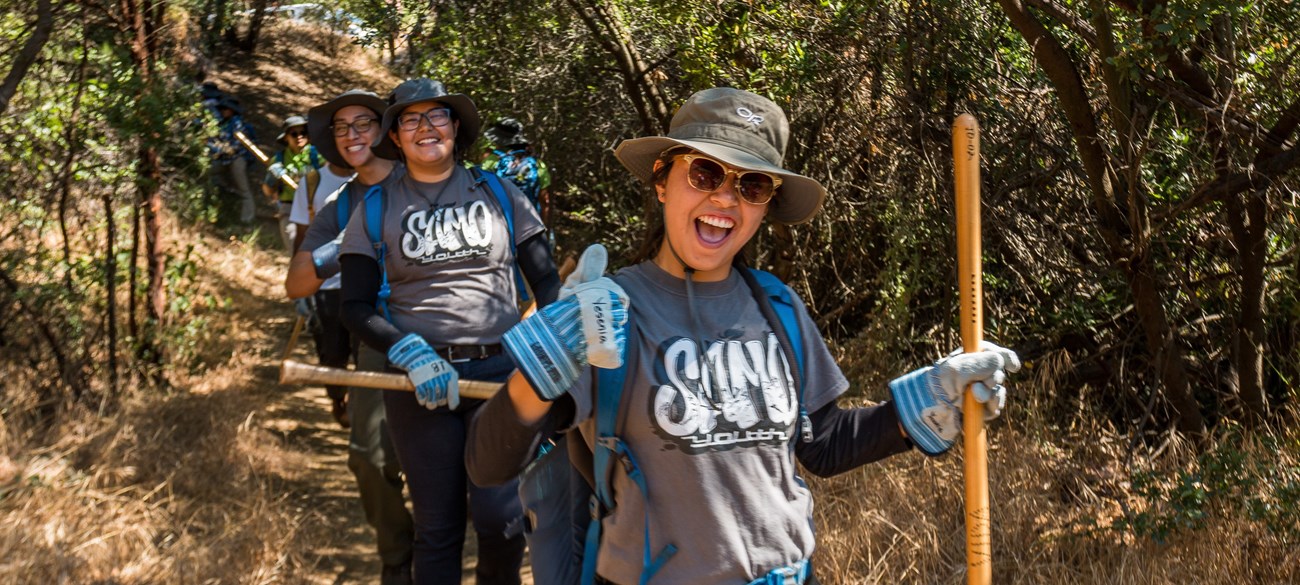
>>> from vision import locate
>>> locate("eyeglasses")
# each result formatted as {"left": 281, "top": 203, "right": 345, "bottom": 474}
{"left": 330, "top": 117, "right": 378, "bottom": 137}
{"left": 673, "top": 153, "right": 782, "bottom": 205}
{"left": 397, "top": 107, "right": 452, "bottom": 131}
{"left": 286, "top": 129, "right": 308, "bottom": 139}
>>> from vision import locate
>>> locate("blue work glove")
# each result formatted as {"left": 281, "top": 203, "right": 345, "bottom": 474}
{"left": 388, "top": 333, "right": 460, "bottom": 410}
{"left": 311, "top": 232, "right": 344, "bottom": 279}
{"left": 889, "top": 341, "right": 1021, "bottom": 456}
{"left": 293, "top": 296, "right": 315, "bottom": 319}
{"left": 502, "top": 244, "right": 628, "bottom": 401}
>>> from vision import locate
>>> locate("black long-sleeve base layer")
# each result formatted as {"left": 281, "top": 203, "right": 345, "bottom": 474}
{"left": 339, "top": 232, "right": 560, "bottom": 355}
{"left": 467, "top": 386, "right": 914, "bottom": 488}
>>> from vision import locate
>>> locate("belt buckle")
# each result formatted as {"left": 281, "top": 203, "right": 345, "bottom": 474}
{"left": 448, "top": 346, "right": 475, "bottom": 364}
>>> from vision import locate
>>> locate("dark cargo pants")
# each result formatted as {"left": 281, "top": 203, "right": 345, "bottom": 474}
{"left": 354, "top": 345, "right": 416, "bottom": 569}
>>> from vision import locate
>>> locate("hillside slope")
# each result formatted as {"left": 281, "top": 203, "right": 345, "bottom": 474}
{"left": 0, "top": 21, "right": 511, "bottom": 585}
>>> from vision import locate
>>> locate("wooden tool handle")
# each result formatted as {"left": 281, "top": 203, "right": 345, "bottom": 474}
{"left": 953, "top": 113, "right": 991, "bottom": 584}
{"left": 278, "top": 359, "right": 500, "bottom": 400}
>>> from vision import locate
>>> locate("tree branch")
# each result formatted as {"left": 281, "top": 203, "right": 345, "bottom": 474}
{"left": 0, "top": 0, "right": 55, "bottom": 116}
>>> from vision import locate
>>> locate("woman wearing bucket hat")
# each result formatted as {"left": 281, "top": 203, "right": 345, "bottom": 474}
{"left": 284, "top": 89, "right": 415, "bottom": 584}
{"left": 465, "top": 87, "right": 1020, "bottom": 584}
{"left": 263, "top": 114, "right": 323, "bottom": 253}
{"left": 337, "top": 78, "right": 561, "bottom": 585}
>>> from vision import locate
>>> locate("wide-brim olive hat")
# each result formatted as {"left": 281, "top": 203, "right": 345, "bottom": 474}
{"left": 276, "top": 114, "right": 308, "bottom": 144}
{"left": 614, "top": 87, "right": 826, "bottom": 225}
{"left": 372, "top": 78, "right": 480, "bottom": 161}
{"left": 308, "top": 89, "right": 386, "bottom": 168}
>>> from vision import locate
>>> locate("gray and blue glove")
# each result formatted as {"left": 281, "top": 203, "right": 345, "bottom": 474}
{"left": 311, "top": 232, "right": 344, "bottom": 279}
{"left": 388, "top": 333, "right": 460, "bottom": 410}
{"left": 889, "top": 341, "right": 1021, "bottom": 456}
{"left": 293, "top": 296, "right": 314, "bottom": 319}
{"left": 502, "top": 244, "right": 628, "bottom": 401}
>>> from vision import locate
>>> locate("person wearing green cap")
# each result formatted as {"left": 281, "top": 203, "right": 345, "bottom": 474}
{"left": 284, "top": 89, "right": 414, "bottom": 585}
{"left": 263, "top": 114, "right": 323, "bottom": 252}
{"left": 337, "top": 78, "right": 562, "bottom": 585}
{"left": 465, "top": 87, "right": 1022, "bottom": 584}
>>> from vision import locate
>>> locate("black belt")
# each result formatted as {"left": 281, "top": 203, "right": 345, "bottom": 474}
{"left": 436, "top": 344, "right": 503, "bottom": 363}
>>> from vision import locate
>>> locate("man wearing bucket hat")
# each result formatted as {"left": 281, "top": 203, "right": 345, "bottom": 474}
{"left": 284, "top": 89, "right": 414, "bottom": 585}
{"left": 466, "top": 87, "right": 1021, "bottom": 584}
{"left": 337, "top": 78, "right": 561, "bottom": 585}
{"left": 482, "top": 117, "right": 553, "bottom": 225}
{"left": 207, "top": 97, "right": 259, "bottom": 224}
{"left": 263, "top": 114, "right": 323, "bottom": 252}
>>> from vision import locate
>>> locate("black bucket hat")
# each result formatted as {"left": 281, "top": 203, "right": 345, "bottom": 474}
{"left": 200, "top": 82, "right": 223, "bottom": 100}
{"left": 276, "top": 115, "right": 309, "bottom": 143}
{"left": 308, "top": 89, "right": 387, "bottom": 168}
{"left": 485, "top": 117, "right": 529, "bottom": 148}
{"left": 614, "top": 87, "right": 826, "bottom": 225}
{"left": 372, "top": 78, "right": 480, "bottom": 161}
{"left": 215, "top": 96, "right": 243, "bottom": 115}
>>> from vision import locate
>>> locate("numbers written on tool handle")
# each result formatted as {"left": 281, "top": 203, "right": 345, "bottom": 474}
{"left": 952, "top": 112, "right": 991, "bottom": 584}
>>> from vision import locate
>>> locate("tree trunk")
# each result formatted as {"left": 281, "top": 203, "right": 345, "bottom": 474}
{"left": 998, "top": 0, "right": 1205, "bottom": 436}
{"left": 120, "top": 0, "right": 167, "bottom": 381}
{"left": 566, "top": 0, "right": 672, "bottom": 136}
{"left": 1128, "top": 258, "right": 1205, "bottom": 434}
{"left": 240, "top": 0, "right": 270, "bottom": 52}
{"left": 104, "top": 190, "right": 119, "bottom": 397}
{"left": 0, "top": 0, "right": 55, "bottom": 116}
{"left": 128, "top": 191, "right": 140, "bottom": 356}
{"left": 1225, "top": 189, "right": 1270, "bottom": 424}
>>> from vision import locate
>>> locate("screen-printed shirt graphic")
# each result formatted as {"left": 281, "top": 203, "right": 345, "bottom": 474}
{"left": 399, "top": 199, "right": 496, "bottom": 264}
{"left": 651, "top": 331, "right": 800, "bottom": 452}
{"left": 337, "top": 165, "right": 545, "bottom": 346}
{"left": 567, "top": 262, "right": 849, "bottom": 585}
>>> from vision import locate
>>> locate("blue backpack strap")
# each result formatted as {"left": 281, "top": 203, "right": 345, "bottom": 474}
{"left": 744, "top": 268, "right": 811, "bottom": 443}
{"left": 309, "top": 145, "right": 320, "bottom": 168}
{"left": 334, "top": 176, "right": 358, "bottom": 227}
{"left": 746, "top": 269, "right": 805, "bottom": 375}
{"left": 362, "top": 184, "right": 392, "bottom": 321}
{"left": 472, "top": 166, "right": 531, "bottom": 302}
{"left": 336, "top": 188, "right": 350, "bottom": 227}
{"left": 583, "top": 310, "right": 677, "bottom": 585}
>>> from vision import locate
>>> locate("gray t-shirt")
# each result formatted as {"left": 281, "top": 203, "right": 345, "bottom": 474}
{"left": 568, "top": 261, "right": 848, "bottom": 584}
{"left": 302, "top": 166, "right": 403, "bottom": 290}
{"left": 338, "top": 165, "right": 544, "bottom": 345}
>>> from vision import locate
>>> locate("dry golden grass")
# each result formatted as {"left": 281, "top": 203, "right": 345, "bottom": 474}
{"left": 3, "top": 216, "right": 1296, "bottom": 584}
{"left": 3, "top": 18, "right": 1296, "bottom": 585}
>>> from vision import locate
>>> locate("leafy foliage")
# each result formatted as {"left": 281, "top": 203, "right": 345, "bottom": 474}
{"left": 1117, "top": 429, "right": 1300, "bottom": 543}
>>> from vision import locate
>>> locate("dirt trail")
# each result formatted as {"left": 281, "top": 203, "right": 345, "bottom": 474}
{"left": 201, "top": 23, "right": 526, "bottom": 583}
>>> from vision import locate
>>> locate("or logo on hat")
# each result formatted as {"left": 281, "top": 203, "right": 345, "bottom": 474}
{"left": 736, "top": 107, "right": 764, "bottom": 126}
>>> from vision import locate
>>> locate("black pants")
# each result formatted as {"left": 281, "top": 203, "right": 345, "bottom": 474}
{"left": 383, "top": 353, "right": 526, "bottom": 584}
{"left": 312, "top": 288, "right": 350, "bottom": 402}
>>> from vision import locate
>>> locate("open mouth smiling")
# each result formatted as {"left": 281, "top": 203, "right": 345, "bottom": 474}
{"left": 696, "top": 214, "right": 735, "bottom": 246}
